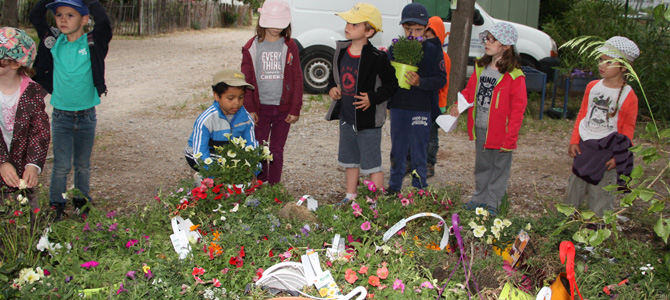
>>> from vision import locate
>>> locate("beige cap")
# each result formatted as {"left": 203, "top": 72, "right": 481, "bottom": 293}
{"left": 336, "top": 3, "right": 383, "bottom": 32}
{"left": 212, "top": 69, "right": 254, "bottom": 90}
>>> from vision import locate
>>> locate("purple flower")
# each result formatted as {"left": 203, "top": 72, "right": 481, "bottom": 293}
{"left": 144, "top": 269, "right": 153, "bottom": 280}
{"left": 96, "top": 223, "right": 102, "bottom": 230}
{"left": 106, "top": 211, "right": 117, "bottom": 218}
{"left": 126, "top": 271, "right": 137, "bottom": 280}
{"left": 116, "top": 283, "right": 127, "bottom": 294}
{"left": 80, "top": 261, "right": 99, "bottom": 269}
{"left": 416, "top": 36, "right": 424, "bottom": 42}
{"left": 65, "top": 275, "right": 73, "bottom": 283}
{"left": 83, "top": 246, "right": 89, "bottom": 252}
{"left": 82, "top": 222, "right": 90, "bottom": 232}
{"left": 407, "top": 35, "right": 414, "bottom": 40}
{"left": 108, "top": 223, "right": 118, "bottom": 231}
{"left": 392, "top": 38, "right": 399, "bottom": 43}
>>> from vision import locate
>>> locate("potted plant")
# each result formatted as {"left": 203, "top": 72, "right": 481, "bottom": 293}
{"left": 390, "top": 35, "right": 424, "bottom": 89}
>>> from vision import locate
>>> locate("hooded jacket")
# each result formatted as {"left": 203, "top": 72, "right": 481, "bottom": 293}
{"left": 427, "top": 16, "right": 451, "bottom": 111}
{"left": 461, "top": 63, "right": 527, "bottom": 150}
{"left": 325, "top": 40, "right": 398, "bottom": 130}
{"left": 241, "top": 36, "right": 303, "bottom": 116}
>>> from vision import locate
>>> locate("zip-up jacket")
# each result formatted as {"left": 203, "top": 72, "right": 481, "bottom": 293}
{"left": 241, "top": 36, "right": 303, "bottom": 116}
{"left": 187, "top": 102, "right": 257, "bottom": 161}
{"left": 570, "top": 80, "right": 638, "bottom": 145}
{"left": 462, "top": 63, "right": 527, "bottom": 150}
{"left": 325, "top": 40, "right": 398, "bottom": 130}
{"left": 386, "top": 38, "right": 446, "bottom": 112}
{"left": 30, "top": 0, "right": 112, "bottom": 96}
{"left": 0, "top": 78, "right": 50, "bottom": 192}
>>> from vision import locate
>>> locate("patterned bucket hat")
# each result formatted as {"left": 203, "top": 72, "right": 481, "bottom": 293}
{"left": 0, "top": 27, "right": 37, "bottom": 68}
{"left": 479, "top": 22, "right": 518, "bottom": 46}
{"left": 598, "top": 36, "right": 640, "bottom": 62}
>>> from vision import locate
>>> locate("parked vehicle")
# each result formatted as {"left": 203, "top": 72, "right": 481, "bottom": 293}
{"left": 289, "top": 0, "right": 559, "bottom": 93}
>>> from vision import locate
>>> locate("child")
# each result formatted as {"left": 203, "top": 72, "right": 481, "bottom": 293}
{"left": 449, "top": 22, "right": 527, "bottom": 214}
{"left": 241, "top": 0, "right": 302, "bottom": 185}
{"left": 30, "top": 0, "right": 112, "bottom": 220}
{"left": 387, "top": 3, "right": 446, "bottom": 194}
{"left": 185, "top": 69, "right": 257, "bottom": 170}
{"left": 325, "top": 3, "right": 398, "bottom": 203}
{"left": 0, "top": 27, "right": 50, "bottom": 202}
{"left": 564, "top": 36, "right": 639, "bottom": 217}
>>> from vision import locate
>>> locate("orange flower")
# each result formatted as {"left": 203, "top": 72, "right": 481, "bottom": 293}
{"left": 368, "top": 275, "right": 380, "bottom": 287}
{"left": 213, "top": 231, "right": 221, "bottom": 241}
{"left": 344, "top": 268, "right": 358, "bottom": 284}
{"left": 358, "top": 265, "right": 368, "bottom": 274}
{"left": 430, "top": 225, "right": 442, "bottom": 232}
{"left": 209, "top": 243, "right": 223, "bottom": 255}
{"left": 190, "top": 224, "right": 200, "bottom": 231}
{"left": 376, "top": 267, "right": 388, "bottom": 279}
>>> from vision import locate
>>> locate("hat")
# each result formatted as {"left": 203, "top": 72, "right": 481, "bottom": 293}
{"left": 46, "top": 0, "right": 89, "bottom": 16}
{"left": 598, "top": 36, "right": 640, "bottom": 62}
{"left": 336, "top": 3, "right": 383, "bottom": 32}
{"left": 258, "top": 0, "right": 291, "bottom": 29}
{"left": 212, "top": 69, "right": 255, "bottom": 90}
{"left": 479, "top": 22, "right": 517, "bottom": 46}
{"left": 0, "top": 27, "right": 37, "bottom": 68}
{"left": 400, "top": 3, "right": 428, "bottom": 26}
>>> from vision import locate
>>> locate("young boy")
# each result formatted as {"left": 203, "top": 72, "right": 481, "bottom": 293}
{"left": 30, "top": 0, "right": 112, "bottom": 220}
{"left": 185, "top": 69, "right": 258, "bottom": 171}
{"left": 326, "top": 3, "right": 398, "bottom": 204}
{"left": 387, "top": 3, "right": 446, "bottom": 194}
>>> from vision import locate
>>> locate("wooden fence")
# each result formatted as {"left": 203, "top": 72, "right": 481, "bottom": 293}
{"left": 11, "top": 0, "right": 252, "bottom": 36}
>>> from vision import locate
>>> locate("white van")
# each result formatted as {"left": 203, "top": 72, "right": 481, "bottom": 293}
{"left": 289, "top": 0, "right": 559, "bottom": 93}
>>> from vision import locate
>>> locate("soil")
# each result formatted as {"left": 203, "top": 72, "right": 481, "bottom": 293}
{"left": 37, "top": 27, "right": 583, "bottom": 216}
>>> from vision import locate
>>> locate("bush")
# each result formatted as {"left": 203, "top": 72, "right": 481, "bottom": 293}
{"left": 223, "top": 11, "right": 238, "bottom": 26}
{"left": 543, "top": 0, "right": 670, "bottom": 121}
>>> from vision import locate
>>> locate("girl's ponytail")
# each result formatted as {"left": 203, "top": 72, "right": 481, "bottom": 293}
{"left": 608, "top": 81, "right": 626, "bottom": 118}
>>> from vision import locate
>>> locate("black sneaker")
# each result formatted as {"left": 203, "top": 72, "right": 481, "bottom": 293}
{"left": 427, "top": 164, "right": 435, "bottom": 178}
{"left": 383, "top": 188, "right": 399, "bottom": 198}
{"left": 73, "top": 197, "right": 91, "bottom": 219}
{"left": 51, "top": 204, "right": 67, "bottom": 222}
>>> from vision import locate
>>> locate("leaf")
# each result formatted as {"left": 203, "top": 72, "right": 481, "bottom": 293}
{"left": 603, "top": 211, "right": 616, "bottom": 224}
{"left": 660, "top": 128, "right": 670, "bottom": 139}
{"left": 603, "top": 184, "right": 619, "bottom": 192}
{"left": 628, "top": 145, "right": 642, "bottom": 153}
{"left": 638, "top": 188, "right": 656, "bottom": 202}
{"left": 556, "top": 204, "right": 576, "bottom": 217}
{"left": 630, "top": 165, "right": 644, "bottom": 179}
{"left": 653, "top": 217, "right": 670, "bottom": 244}
{"left": 552, "top": 223, "right": 570, "bottom": 236}
{"left": 638, "top": 147, "right": 657, "bottom": 158}
{"left": 620, "top": 190, "right": 638, "bottom": 207}
{"left": 573, "top": 229, "right": 590, "bottom": 244}
{"left": 665, "top": 5, "right": 670, "bottom": 21}
{"left": 645, "top": 122, "right": 657, "bottom": 134}
{"left": 648, "top": 200, "right": 665, "bottom": 213}
{"left": 589, "top": 228, "right": 611, "bottom": 247}
{"left": 581, "top": 210, "right": 596, "bottom": 221}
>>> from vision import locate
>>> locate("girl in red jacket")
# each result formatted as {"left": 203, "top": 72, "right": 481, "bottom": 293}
{"left": 564, "top": 36, "right": 639, "bottom": 217}
{"left": 449, "top": 22, "right": 527, "bottom": 215}
{"left": 241, "top": 0, "right": 303, "bottom": 185}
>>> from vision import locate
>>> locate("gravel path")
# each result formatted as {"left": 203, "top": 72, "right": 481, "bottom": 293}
{"left": 38, "top": 27, "right": 577, "bottom": 215}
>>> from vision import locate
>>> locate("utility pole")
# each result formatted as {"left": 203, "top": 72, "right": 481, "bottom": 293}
{"left": 446, "top": 0, "right": 476, "bottom": 105}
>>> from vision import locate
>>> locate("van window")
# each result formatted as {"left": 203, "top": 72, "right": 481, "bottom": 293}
{"left": 414, "top": 0, "right": 452, "bottom": 21}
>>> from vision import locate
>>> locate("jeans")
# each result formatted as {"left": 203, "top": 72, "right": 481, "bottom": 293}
{"left": 388, "top": 108, "right": 431, "bottom": 191}
{"left": 255, "top": 105, "right": 291, "bottom": 184}
{"left": 49, "top": 108, "right": 97, "bottom": 205}
{"left": 427, "top": 121, "right": 439, "bottom": 165}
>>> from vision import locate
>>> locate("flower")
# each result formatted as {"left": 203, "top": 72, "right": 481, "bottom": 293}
{"left": 475, "top": 207, "right": 488, "bottom": 216}
{"left": 376, "top": 267, "right": 388, "bottom": 279}
{"left": 345, "top": 268, "right": 359, "bottom": 284}
{"left": 503, "top": 219, "right": 512, "bottom": 227}
{"left": 227, "top": 150, "right": 237, "bottom": 158}
{"left": 204, "top": 158, "right": 213, "bottom": 165}
{"left": 420, "top": 281, "right": 434, "bottom": 289}
{"left": 368, "top": 275, "right": 380, "bottom": 287}
{"left": 363, "top": 180, "right": 377, "bottom": 192}
{"left": 18, "top": 179, "right": 28, "bottom": 190}
{"left": 525, "top": 223, "right": 532, "bottom": 230}
{"left": 109, "top": 223, "right": 118, "bottom": 231}
{"left": 83, "top": 222, "right": 91, "bottom": 232}
{"left": 126, "top": 271, "right": 137, "bottom": 280}
{"left": 358, "top": 265, "right": 369, "bottom": 274}
{"left": 491, "top": 226, "right": 501, "bottom": 239}
{"left": 486, "top": 235, "right": 494, "bottom": 244}
{"left": 80, "top": 261, "right": 99, "bottom": 269}
{"left": 351, "top": 202, "right": 363, "bottom": 217}
{"left": 17, "top": 194, "right": 28, "bottom": 205}
{"left": 116, "top": 283, "right": 127, "bottom": 294}
{"left": 126, "top": 239, "right": 138, "bottom": 249}
{"left": 194, "top": 152, "right": 203, "bottom": 159}
{"left": 192, "top": 267, "right": 205, "bottom": 276}
{"left": 361, "top": 221, "right": 371, "bottom": 231}
{"left": 393, "top": 279, "right": 405, "bottom": 293}
{"left": 400, "top": 198, "right": 410, "bottom": 206}
{"left": 473, "top": 226, "right": 487, "bottom": 238}
{"left": 493, "top": 218, "right": 504, "bottom": 228}
{"left": 212, "top": 278, "right": 221, "bottom": 287}
{"left": 391, "top": 35, "right": 424, "bottom": 66}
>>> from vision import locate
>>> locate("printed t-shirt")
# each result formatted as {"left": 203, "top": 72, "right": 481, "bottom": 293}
{"left": 339, "top": 47, "right": 360, "bottom": 125}
{"left": 475, "top": 67, "right": 501, "bottom": 128}
{"left": 255, "top": 37, "right": 284, "bottom": 106}
{"left": 579, "top": 80, "right": 633, "bottom": 141}
{"left": 51, "top": 33, "right": 100, "bottom": 111}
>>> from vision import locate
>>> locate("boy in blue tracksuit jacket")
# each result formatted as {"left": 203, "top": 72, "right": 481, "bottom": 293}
{"left": 185, "top": 69, "right": 258, "bottom": 170}
{"left": 387, "top": 3, "right": 446, "bottom": 193}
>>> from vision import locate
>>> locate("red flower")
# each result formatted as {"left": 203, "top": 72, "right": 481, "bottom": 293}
{"left": 228, "top": 257, "right": 237, "bottom": 265}
{"left": 154, "top": 196, "right": 161, "bottom": 202}
{"left": 13, "top": 211, "right": 22, "bottom": 217}
{"left": 214, "top": 193, "right": 223, "bottom": 200}
{"left": 192, "top": 267, "right": 205, "bottom": 276}
{"left": 239, "top": 246, "right": 245, "bottom": 257}
{"left": 268, "top": 250, "right": 274, "bottom": 257}
{"left": 9, "top": 219, "right": 15, "bottom": 224}
{"left": 262, "top": 236, "right": 268, "bottom": 240}
{"left": 274, "top": 198, "right": 282, "bottom": 204}
{"left": 212, "top": 184, "right": 223, "bottom": 194}
{"left": 209, "top": 247, "right": 214, "bottom": 260}
{"left": 33, "top": 208, "right": 40, "bottom": 214}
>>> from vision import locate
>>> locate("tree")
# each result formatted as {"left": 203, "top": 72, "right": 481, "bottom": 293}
{"left": 446, "top": 0, "right": 475, "bottom": 105}
{"left": 1, "top": 0, "right": 20, "bottom": 27}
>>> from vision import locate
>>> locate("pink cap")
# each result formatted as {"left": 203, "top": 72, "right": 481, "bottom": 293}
{"left": 258, "top": 0, "right": 291, "bottom": 29}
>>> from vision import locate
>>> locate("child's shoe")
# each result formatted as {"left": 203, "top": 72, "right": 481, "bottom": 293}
{"left": 73, "top": 197, "right": 91, "bottom": 219}
{"left": 427, "top": 163, "right": 435, "bottom": 178}
{"left": 51, "top": 203, "right": 67, "bottom": 222}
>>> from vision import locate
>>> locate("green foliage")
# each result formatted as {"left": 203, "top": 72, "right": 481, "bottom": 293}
{"left": 195, "top": 136, "right": 272, "bottom": 185}
{"left": 391, "top": 35, "right": 424, "bottom": 67}
{"left": 222, "top": 11, "right": 238, "bottom": 26}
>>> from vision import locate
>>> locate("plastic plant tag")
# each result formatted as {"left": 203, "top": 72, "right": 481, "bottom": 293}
{"left": 383, "top": 212, "right": 450, "bottom": 250}
{"left": 314, "top": 270, "right": 342, "bottom": 298}
{"left": 296, "top": 195, "right": 309, "bottom": 206}
{"left": 506, "top": 229, "right": 530, "bottom": 267}
{"left": 170, "top": 216, "right": 200, "bottom": 259}
{"left": 535, "top": 287, "right": 552, "bottom": 300}
{"left": 302, "top": 249, "right": 323, "bottom": 284}
{"left": 255, "top": 262, "right": 307, "bottom": 291}
{"left": 307, "top": 197, "right": 318, "bottom": 211}
{"left": 499, "top": 282, "right": 533, "bottom": 300}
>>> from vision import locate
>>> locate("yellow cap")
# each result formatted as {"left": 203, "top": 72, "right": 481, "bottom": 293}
{"left": 336, "top": 3, "right": 383, "bottom": 32}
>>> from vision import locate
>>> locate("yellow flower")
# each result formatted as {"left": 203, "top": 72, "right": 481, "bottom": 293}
{"left": 218, "top": 157, "right": 226, "bottom": 164}
{"left": 142, "top": 265, "right": 151, "bottom": 274}
{"left": 525, "top": 223, "right": 532, "bottom": 231}
{"left": 475, "top": 207, "right": 488, "bottom": 216}
{"left": 262, "top": 146, "right": 271, "bottom": 156}
{"left": 231, "top": 159, "right": 240, "bottom": 167}
{"left": 227, "top": 150, "right": 237, "bottom": 158}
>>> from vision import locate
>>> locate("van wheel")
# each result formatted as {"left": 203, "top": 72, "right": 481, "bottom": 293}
{"left": 301, "top": 50, "right": 333, "bottom": 94}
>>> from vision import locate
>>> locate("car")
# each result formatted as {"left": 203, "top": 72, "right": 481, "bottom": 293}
{"left": 289, "top": 0, "right": 559, "bottom": 94}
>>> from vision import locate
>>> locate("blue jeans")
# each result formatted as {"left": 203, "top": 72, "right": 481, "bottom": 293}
{"left": 427, "top": 121, "right": 439, "bottom": 165}
{"left": 388, "top": 108, "right": 431, "bottom": 191}
{"left": 49, "top": 108, "right": 97, "bottom": 206}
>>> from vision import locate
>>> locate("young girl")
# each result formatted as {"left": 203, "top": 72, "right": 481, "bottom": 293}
{"left": 564, "top": 36, "right": 639, "bottom": 217}
{"left": 241, "top": 0, "right": 303, "bottom": 185}
{"left": 449, "top": 22, "right": 527, "bottom": 215}
{"left": 0, "top": 27, "right": 50, "bottom": 201}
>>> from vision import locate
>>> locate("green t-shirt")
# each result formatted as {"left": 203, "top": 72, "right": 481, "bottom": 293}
{"left": 50, "top": 33, "right": 100, "bottom": 111}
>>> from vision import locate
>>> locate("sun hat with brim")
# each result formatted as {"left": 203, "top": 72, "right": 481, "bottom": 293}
{"left": 336, "top": 3, "right": 383, "bottom": 32}
{"left": 598, "top": 36, "right": 640, "bottom": 62}
{"left": 46, "top": 0, "right": 89, "bottom": 16}
{"left": 258, "top": 0, "right": 291, "bottom": 29}
{"left": 400, "top": 3, "right": 429, "bottom": 26}
{"left": 0, "top": 27, "right": 37, "bottom": 68}
{"left": 479, "top": 22, "right": 517, "bottom": 46}
{"left": 212, "top": 69, "right": 255, "bottom": 90}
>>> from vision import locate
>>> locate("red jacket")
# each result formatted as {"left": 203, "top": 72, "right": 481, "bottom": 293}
{"left": 570, "top": 80, "right": 638, "bottom": 145}
{"left": 462, "top": 64, "right": 527, "bottom": 150}
{"left": 241, "top": 36, "right": 303, "bottom": 116}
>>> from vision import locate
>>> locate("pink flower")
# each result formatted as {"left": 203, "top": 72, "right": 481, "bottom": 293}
{"left": 361, "top": 221, "right": 371, "bottom": 231}
{"left": 376, "top": 267, "right": 388, "bottom": 279}
{"left": 363, "top": 180, "right": 377, "bottom": 192}
{"left": 125, "top": 239, "right": 138, "bottom": 249}
{"left": 212, "top": 278, "right": 221, "bottom": 287}
{"left": 143, "top": 235, "right": 150, "bottom": 240}
{"left": 43, "top": 269, "right": 51, "bottom": 276}
{"left": 345, "top": 268, "right": 359, "bottom": 284}
{"left": 194, "top": 276, "right": 205, "bottom": 284}
{"left": 401, "top": 198, "right": 410, "bottom": 206}
{"left": 221, "top": 268, "right": 230, "bottom": 274}
{"left": 368, "top": 275, "right": 380, "bottom": 287}
{"left": 420, "top": 281, "right": 434, "bottom": 289}
{"left": 192, "top": 267, "right": 205, "bottom": 276}
{"left": 358, "top": 265, "right": 368, "bottom": 274}
{"left": 351, "top": 202, "right": 363, "bottom": 217}
{"left": 202, "top": 178, "right": 214, "bottom": 188}
{"left": 116, "top": 283, "right": 127, "bottom": 294}
{"left": 80, "top": 261, "right": 99, "bottom": 269}
{"left": 83, "top": 222, "right": 90, "bottom": 232}
{"left": 393, "top": 279, "right": 405, "bottom": 293}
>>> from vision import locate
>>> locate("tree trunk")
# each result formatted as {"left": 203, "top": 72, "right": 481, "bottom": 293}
{"left": 1, "top": 0, "right": 20, "bottom": 27}
{"left": 446, "top": 0, "right": 476, "bottom": 106}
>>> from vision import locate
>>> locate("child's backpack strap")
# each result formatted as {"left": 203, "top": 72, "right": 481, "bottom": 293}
{"left": 88, "top": 32, "right": 94, "bottom": 47}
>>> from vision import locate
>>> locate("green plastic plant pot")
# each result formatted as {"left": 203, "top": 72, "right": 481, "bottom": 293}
{"left": 391, "top": 61, "right": 418, "bottom": 90}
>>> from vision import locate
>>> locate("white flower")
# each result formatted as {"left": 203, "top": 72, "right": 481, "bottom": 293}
{"left": 525, "top": 223, "right": 532, "bottom": 231}
{"left": 218, "top": 157, "right": 226, "bottom": 165}
{"left": 61, "top": 193, "right": 68, "bottom": 200}
{"left": 503, "top": 219, "right": 512, "bottom": 227}
{"left": 230, "top": 203, "right": 239, "bottom": 213}
{"left": 262, "top": 146, "right": 271, "bottom": 155}
{"left": 493, "top": 218, "right": 503, "bottom": 229}
{"left": 20, "top": 269, "right": 40, "bottom": 284}
{"left": 186, "top": 234, "right": 198, "bottom": 245}
{"left": 227, "top": 150, "right": 237, "bottom": 158}
{"left": 244, "top": 145, "right": 254, "bottom": 152}
{"left": 473, "top": 226, "right": 487, "bottom": 238}
{"left": 36, "top": 235, "right": 50, "bottom": 252}
{"left": 18, "top": 179, "right": 28, "bottom": 190}
{"left": 475, "top": 207, "right": 488, "bottom": 216}
{"left": 220, "top": 216, "right": 226, "bottom": 221}
{"left": 204, "top": 158, "right": 213, "bottom": 165}
{"left": 244, "top": 160, "right": 251, "bottom": 167}
{"left": 468, "top": 221, "right": 477, "bottom": 229}
{"left": 491, "top": 226, "right": 501, "bottom": 239}
{"left": 231, "top": 159, "right": 240, "bottom": 167}
{"left": 18, "top": 194, "right": 28, "bottom": 205}
{"left": 194, "top": 152, "right": 203, "bottom": 159}
{"left": 223, "top": 133, "right": 232, "bottom": 139}
{"left": 486, "top": 235, "right": 494, "bottom": 244}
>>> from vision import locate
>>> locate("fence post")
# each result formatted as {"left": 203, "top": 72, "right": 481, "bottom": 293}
{"left": 138, "top": 0, "right": 144, "bottom": 35}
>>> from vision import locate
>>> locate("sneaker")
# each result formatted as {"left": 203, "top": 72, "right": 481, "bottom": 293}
{"left": 74, "top": 197, "right": 91, "bottom": 219}
{"left": 335, "top": 197, "right": 351, "bottom": 207}
{"left": 383, "top": 188, "right": 400, "bottom": 197}
{"left": 463, "top": 201, "right": 483, "bottom": 211}
{"left": 427, "top": 164, "right": 435, "bottom": 178}
{"left": 51, "top": 204, "right": 67, "bottom": 222}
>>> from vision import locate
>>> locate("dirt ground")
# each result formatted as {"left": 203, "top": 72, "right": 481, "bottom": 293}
{"left": 37, "top": 27, "right": 580, "bottom": 215}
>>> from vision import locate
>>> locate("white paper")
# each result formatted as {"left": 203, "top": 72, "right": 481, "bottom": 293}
{"left": 457, "top": 92, "right": 473, "bottom": 113}
{"left": 437, "top": 92, "right": 473, "bottom": 133}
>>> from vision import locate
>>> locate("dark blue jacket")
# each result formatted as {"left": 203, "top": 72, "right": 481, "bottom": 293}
{"left": 387, "top": 38, "right": 446, "bottom": 112}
